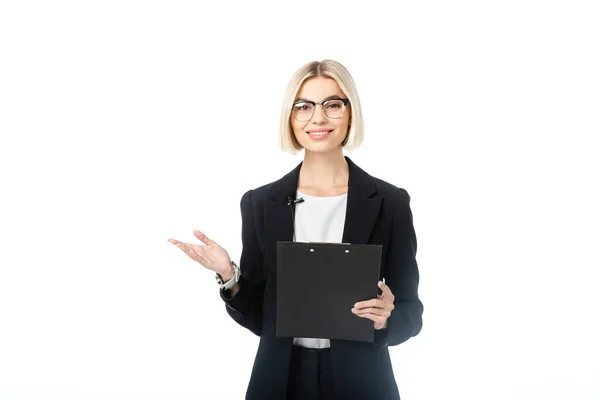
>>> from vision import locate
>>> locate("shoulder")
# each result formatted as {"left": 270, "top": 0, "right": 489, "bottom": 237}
{"left": 366, "top": 174, "right": 415, "bottom": 230}
{"left": 238, "top": 175, "right": 286, "bottom": 215}
{"left": 239, "top": 161, "right": 301, "bottom": 204}
{"left": 371, "top": 175, "right": 411, "bottom": 204}
{"left": 361, "top": 167, "right": 414, "bottom": 225}
{"left": 349, "top": 156, "right": 411, "bottom": 207}
{"left": 240, "top": 179, "right": 279, "bottom": 204}
{"left": 359, "top": 164, "right": 412, "bottom": 217}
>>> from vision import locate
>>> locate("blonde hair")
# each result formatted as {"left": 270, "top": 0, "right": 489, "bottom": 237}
{"left": 279, "top": 59, "right": 364, "bottom": 154}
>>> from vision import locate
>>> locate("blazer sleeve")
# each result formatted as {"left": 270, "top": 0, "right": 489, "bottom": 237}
{"left": 375, "top": 188, "right": 424, "bottom": 347}
{"left": 219, "top": 189, "right": 266, "bottom": 336}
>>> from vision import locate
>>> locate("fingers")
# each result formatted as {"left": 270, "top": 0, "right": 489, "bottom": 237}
{"left": 354, "top": 281, "right": 395, "bottom": 310}
{"left": 353, "top": 282, "right": 395, "bottom": 330}
{"left": 354, "top": 298, "right": 388, "bottom": 310}
{"left": 378, "top": 280, "right": 395, "bottom": 301}
{"left": 168, "top": 238, "right": 202, "bottom": 261}
{"left": 168, "top": 236, "right": 217, "bottom": 270}
{"left": 167, "top": 238, "right": 187, "bottom": 251}
{"left": 193, "top": 230, "right": 211, "bottom": 245}
{"left": 352, "top": 305, "right": 391, "bottom": 318}
{"left": 169, "top": 238, "right": 194, "bottom": 256}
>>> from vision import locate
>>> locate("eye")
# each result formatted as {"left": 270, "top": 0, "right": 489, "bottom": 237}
{"left": 293, "top": 103, "right": 312, "bottom": 111}
{"left": 324, "top": 100, "right": 343, "bottom": 109}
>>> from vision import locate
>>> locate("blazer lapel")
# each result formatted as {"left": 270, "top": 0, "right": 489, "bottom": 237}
{"left": 342, "top": 157, "right": 382, "bottom": 245}
{"left": 263, "top": 156, "right": 382, "bottom": 273}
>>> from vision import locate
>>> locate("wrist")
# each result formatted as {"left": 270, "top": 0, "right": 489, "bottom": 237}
{"left": 219, "top": 266, "right": 234, "bottom": 282}
{"left": 216, "top": 260, "right": 239, "bottom": 291}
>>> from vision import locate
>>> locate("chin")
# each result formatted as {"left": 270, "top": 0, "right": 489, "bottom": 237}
{"left": 301, "top": 143, "right": 344, "bottom": 153}
{"left": 294, "top": 133, "right": 345, "bottom": 153}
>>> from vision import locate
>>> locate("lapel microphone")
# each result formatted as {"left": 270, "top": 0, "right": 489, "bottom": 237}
{"left": 286, "top": 196, "right": 305, "bottom": 206}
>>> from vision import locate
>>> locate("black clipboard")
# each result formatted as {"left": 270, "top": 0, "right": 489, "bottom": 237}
{"left": 276, "top": 241, "right": 382, "bottom": 342}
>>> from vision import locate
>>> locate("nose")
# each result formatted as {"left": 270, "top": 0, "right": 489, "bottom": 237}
{"left": 311, "top": 104, "right": 328, "bottom": 124}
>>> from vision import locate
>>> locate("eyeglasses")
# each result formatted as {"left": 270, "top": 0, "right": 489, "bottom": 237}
{"left": 291, "top": 97, "right": 350, "bottom": 122}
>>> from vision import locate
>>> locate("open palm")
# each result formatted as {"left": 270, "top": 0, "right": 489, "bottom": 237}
{"left": 168, "top": 230, "right": 231, "bottom": 276}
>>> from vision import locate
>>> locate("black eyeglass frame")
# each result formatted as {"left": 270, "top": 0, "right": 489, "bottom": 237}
{"left": 291, "top": 97, "right": 351, "bottom": 121}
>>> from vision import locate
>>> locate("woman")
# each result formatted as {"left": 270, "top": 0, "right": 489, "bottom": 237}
{"left": 168, "top": 59, "right": 423, "bottom": 399}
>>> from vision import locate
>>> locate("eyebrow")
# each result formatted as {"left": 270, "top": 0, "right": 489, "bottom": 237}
{"left": 294, "top": 95, "right": 345, "bottom": 103}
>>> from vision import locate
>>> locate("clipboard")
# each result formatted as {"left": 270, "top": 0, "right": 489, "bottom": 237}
{"left": 276, "top": 241, "right": 382, "bottom": 342}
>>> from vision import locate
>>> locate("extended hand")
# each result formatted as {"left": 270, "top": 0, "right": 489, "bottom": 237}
{"left": 351, "top": 281, "right": 395, "bottom": 330}
{"left": 168, "top": 230, "right": 233, "bottom": 278}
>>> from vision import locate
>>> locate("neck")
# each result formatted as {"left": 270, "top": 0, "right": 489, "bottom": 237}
{"left": 298, "top": 149, "right": 349, "bottom": 190}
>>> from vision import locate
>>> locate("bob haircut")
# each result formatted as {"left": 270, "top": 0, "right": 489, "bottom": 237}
{"left": 279, "top": 59, "right": 364, "bottom": 154}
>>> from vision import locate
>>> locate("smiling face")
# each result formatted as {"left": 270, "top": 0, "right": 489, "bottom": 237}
{"left": 290, "top": 76, "right": 351, "bottom": 154}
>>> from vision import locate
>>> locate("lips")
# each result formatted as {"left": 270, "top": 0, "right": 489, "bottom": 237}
{"left": 306, "top": 129, "right": 333, "bottom": 139}
{"left": 307, "top": 129, "right": 333, "bottom": 140}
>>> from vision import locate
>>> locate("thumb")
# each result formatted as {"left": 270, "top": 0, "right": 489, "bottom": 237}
{"left": 194, "top": 230, "right": 212, "bottom": 245}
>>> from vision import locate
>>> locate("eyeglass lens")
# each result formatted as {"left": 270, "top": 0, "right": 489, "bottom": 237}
{"left": 292, "top": 100, "right": 346, "bottom": 122}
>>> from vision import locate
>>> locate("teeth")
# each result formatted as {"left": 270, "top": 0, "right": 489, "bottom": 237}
{"left": 309, "top": 131, "right": 330, "bottom": 136}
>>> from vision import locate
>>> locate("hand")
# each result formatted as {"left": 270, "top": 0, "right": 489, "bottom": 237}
{"left": 168, "top": 230, "right": 233, "bottom": 279}
{"left": 351, "top": 281, "right": 395, "bottom": 330}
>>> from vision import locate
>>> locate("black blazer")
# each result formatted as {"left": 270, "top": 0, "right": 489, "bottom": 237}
{"left": 221, "top": 156, "right": 423, "bottom": 400}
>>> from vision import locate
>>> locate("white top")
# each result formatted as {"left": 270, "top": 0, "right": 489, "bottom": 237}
{"left": 292, "top": 189, "right": 348, "bottom": 349}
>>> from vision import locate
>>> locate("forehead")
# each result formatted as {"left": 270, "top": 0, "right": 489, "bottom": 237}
{"left": 296, "top": 77, "right": 343, "bottom": 100}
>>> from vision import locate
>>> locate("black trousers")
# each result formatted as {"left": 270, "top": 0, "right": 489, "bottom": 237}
{"left": 286, "top": 345, "right": 335, "bottom": 400}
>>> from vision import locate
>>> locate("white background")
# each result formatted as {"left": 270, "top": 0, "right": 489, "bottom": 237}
{"left": 1, "top": 1, "right": 599, "bottom": 399}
